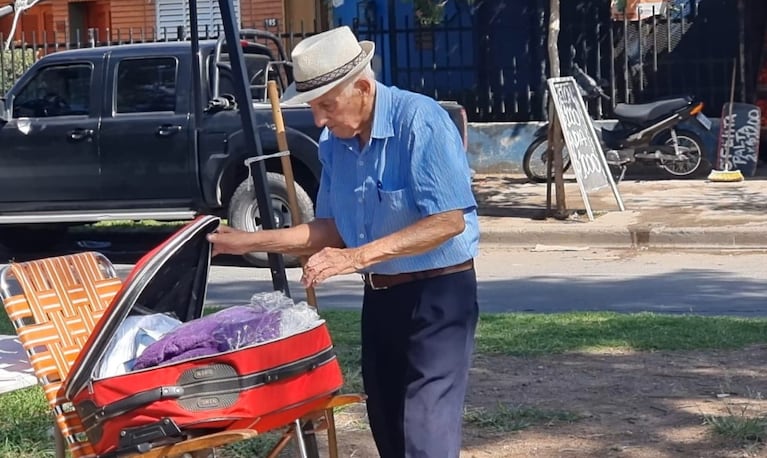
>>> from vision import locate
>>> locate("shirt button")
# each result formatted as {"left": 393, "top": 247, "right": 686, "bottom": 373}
{"left": 358, "top": 160, "right": 364, "bottom": 166}
{"left": 358, "top": 197, "right": 363, "bottom": 203}
{"left": 359, "top": 233, "right": 365, "bottom": 239}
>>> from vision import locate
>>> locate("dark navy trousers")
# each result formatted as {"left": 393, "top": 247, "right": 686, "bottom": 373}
{"left": 361, "top": 268, "right": 478, "bottom": 458}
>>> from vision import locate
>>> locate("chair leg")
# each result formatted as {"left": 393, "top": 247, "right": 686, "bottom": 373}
{"left": 300, "top": 420, "right": 320, "bottom": 458}
{"left": 266, "top": 428, "right": 294, "bottom": 458}
{"left": 325, "top": 409, "right": 339, "bottom": 458}
{"left": 293, "top": 419, "right": 308, "bottom": 458}
{"left": 52, "top": 424, "right": 66, "bottom": 458}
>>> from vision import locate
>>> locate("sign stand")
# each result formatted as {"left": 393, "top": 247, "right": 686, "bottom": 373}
{"left": 546, "top": 77, "right": 625, "bottom": 221}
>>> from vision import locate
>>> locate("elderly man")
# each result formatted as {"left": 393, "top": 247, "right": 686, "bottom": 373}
{"left": 207, "top": 25, "right": 479, "bottom": 458}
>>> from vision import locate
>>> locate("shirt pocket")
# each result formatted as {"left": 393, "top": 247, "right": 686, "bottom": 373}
{"left": 371, "top": 187, "right": 421, "bottom": 239}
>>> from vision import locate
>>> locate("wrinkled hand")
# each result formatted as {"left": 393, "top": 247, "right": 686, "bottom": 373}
{"left": 206, "top": 224, "right": 255, "bottom": 256}
{"left": 301, "top": 247, "right": 362, "bottom": 287}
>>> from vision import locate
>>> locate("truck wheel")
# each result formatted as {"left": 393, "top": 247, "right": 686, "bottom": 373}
{"left": 228, "top": 172, "right": 314, "bottom": 268}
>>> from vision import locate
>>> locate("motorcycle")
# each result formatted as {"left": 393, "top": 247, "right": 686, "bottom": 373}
{"left": 523, "top": 64, "right": 713, "bottom": 183}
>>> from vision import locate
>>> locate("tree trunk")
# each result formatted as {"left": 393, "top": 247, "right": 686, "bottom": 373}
{"left": 547, "top": 0, "right": 567, "bottom": 218}
{"left": 548, "top": 0, "right": 561, "bottom": 78}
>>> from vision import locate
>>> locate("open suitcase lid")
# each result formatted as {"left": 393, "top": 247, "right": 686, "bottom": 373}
{"left": 64, "top": 215, "right": 221, "bottom": 399}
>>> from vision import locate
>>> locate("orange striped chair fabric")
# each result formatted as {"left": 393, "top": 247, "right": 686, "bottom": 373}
{"left": 1, "top": 252, "right": 122, "bottom": 458}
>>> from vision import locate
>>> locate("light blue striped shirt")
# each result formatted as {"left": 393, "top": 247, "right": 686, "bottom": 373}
{"left": 315, "top": 82, "right": 479, "bottom": 275}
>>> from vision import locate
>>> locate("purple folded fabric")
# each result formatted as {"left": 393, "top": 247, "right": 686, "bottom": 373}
{"left": 132, "top": 306, "right": 282, "bottom": 371}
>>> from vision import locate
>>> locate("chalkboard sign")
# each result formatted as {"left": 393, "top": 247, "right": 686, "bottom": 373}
{"left": 547, "top": 77, "right": 624, "bottom": 220}
{"left": 716, "top": 103, "right": 762, "bottom": 177}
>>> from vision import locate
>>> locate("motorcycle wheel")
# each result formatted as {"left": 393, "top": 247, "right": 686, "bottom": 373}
{"left": 522, "top": 136, "right": 572, "bottom": 183}
{"left": 656, "top": 129, "right": 709, "bottom": 178}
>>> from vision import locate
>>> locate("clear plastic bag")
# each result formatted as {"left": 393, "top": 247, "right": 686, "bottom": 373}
{"left": 96, "top": 314, "right": 182, "bottom": 378}
{"left": 249, "top": 291, "right": 321, "bottom": 338}
{"left": 128, "top": 292, "right": 322, "bottom": 371}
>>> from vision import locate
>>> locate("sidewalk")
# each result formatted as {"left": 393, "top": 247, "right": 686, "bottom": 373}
{"left": 473, "top": 172, "right": 767, "bottom": 249}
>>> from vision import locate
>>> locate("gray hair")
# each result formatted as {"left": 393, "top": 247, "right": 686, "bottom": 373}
{"left": 357, "top": 63, "right": 376, "bottom": 81}
{"left": 340, "top": 64, "right": 375, "bottom": 96}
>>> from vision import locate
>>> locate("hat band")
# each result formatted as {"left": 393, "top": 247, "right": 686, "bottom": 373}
{"left": 295, "top": 50, "right": 366, "bottom": 93}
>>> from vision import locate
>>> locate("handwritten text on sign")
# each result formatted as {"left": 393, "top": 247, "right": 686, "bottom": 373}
{"left": 549, "top": 78, "right": 611, "bottom": 193}
{"left": 718, "top": 103, "right": 761, "bottom": 176}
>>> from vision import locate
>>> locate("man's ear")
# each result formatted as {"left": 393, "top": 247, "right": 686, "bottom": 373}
{"left": 355, "top": 77, "right": 373, "bottom": 96}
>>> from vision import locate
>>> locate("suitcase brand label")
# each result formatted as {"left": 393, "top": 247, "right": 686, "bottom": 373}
{"left": 197, "top": 397, "right": 221, "bottom": 408}
{"left": 193, "top": 367, "right": 216, "bottom": 379}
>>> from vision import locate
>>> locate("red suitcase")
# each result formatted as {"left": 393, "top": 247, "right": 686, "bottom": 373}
{"left": 61, "top": 215, "right": 344, "bottom": 457}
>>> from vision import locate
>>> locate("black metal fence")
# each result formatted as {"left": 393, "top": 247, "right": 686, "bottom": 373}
{"left": 0, "top": 1, "right": 756, "bottom": 123}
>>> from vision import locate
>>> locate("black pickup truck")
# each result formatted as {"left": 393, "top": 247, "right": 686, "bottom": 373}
{"left": 0, "top": 30, "right": 468, "bottom": 266}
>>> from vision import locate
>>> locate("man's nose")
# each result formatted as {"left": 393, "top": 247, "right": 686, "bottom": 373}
{"left": 311, "top": 108, "right": 327, "bottom": 128}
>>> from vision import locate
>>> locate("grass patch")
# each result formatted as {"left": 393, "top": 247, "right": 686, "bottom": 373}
{"left": 476, "top": 312, "right": 767, "bottom": 355}
{"left": 705, "top": 414, "right": 767, "bottom": 445}
{"left": 0, "top": 307, "right": 12, "bottom": 335}
{"left": 704, "top": 396, "right": 767, "bottom": 447}
{"left": 0, "top": 387, "right": 56, "bottom": 457}
{"left": 219, "top": 432, "right": 285, "bottom": 457}
{"left": 2, "top": 310, "right": 767, "bottom": 455}
{"left": 464, "top": 403, "right": 580, "bottom": 432}
{"left": 70, "top": 220, "right": 188, "bottom": 233}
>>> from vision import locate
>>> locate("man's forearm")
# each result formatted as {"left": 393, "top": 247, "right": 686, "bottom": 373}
{"left": 246, "top": 218, "right": 345, "bottom": 255}
{"left": 353, "top": 210, "right": 466, "bottom": 269}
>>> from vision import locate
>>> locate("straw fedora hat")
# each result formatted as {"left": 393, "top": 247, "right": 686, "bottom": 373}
{"left": 282, "top": 26, "right": 375, "bottom": 104}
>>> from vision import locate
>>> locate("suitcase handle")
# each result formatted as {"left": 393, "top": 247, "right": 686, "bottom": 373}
{"left": 96, "top": 386, "right": 185, "bottom": 423}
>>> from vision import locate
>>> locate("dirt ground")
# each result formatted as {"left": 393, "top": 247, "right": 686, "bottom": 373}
{"left": 327, "top": 346, "right": 767, "bottom": 457}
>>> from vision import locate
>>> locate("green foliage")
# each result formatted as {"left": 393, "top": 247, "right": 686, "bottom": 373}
{"left": 414, "top": 0, "right": 448, "bottom": 25}
{"left": 476, "top": 312, "right": 767, "bottom": 355}
{"left": 705, "top": 413, "right": 767, "bottom": 445}
{"left": 464, "top": 403, "right": 580, "bottom": 432}
{"left": 0, "top": 387, "right": 56, "bottom": 458}
{"left": 406, "top": 0, "right": 476, "bottom": 26}
{"left": 0, "top": 48, "right": 36, "bottom": 95}
{"left": 0, "top": 306, "right": 12, "bottom": 335}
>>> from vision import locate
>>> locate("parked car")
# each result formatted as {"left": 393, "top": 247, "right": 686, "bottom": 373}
{"left": 0, "top": 30, "right": 468, "bottom": 266}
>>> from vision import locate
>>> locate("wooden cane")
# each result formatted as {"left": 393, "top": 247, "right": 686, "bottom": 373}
{"left": 266, "top": 80, "right": 319, "bottom": 308}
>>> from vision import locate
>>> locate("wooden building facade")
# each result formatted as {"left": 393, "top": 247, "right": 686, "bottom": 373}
{"left": 0, "top": 0, "right": 325, "bottom": 45}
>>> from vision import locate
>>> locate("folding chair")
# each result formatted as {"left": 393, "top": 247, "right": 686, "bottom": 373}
{"left": 0, "top": 251, "right": 363, "bottom": 458}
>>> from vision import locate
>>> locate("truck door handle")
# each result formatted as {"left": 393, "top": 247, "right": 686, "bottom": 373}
{"left": 156, "top": 124, "right": 182, "bottom": 137}
{"left": 67, "top": 128, "right": 94, "bottom": 142}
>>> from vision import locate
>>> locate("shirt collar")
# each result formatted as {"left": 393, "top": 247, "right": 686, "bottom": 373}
{"left": 370, "top": 82, "right": 394, "bottom": 139}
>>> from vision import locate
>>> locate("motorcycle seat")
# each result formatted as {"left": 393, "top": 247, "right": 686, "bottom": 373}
{"left": 613, "top": 98, "right": 690, "bottom": 124}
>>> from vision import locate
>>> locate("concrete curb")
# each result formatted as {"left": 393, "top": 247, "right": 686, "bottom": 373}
{"left": 477, "top": 209, "right": 767, "bottom": 249}
{"left": 479, "top": 224, "right": 767, "bottom": 249}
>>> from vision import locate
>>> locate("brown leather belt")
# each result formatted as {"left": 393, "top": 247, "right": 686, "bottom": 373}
{"left": 362, "top": 259, "right": 474, "bottom": 290}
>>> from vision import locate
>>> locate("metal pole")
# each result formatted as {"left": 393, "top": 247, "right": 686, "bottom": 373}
{"left": 214, "top": 0, "right": 290, "bottom": 295}
{"left": 188, "top": 0, "right": 202, "bottom": 128}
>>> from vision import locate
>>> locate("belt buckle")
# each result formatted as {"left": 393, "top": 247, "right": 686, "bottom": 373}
{"left": 362, "top": 273, "right": 388, "bottom": 290}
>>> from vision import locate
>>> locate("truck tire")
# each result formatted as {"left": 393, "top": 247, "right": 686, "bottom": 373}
{"left": 228, "top": 172, "right": 315, "bottom": 268}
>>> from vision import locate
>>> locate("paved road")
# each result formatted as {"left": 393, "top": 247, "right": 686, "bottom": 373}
{"left": 106, "top": 244, "right": 767, "bottom": 317}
